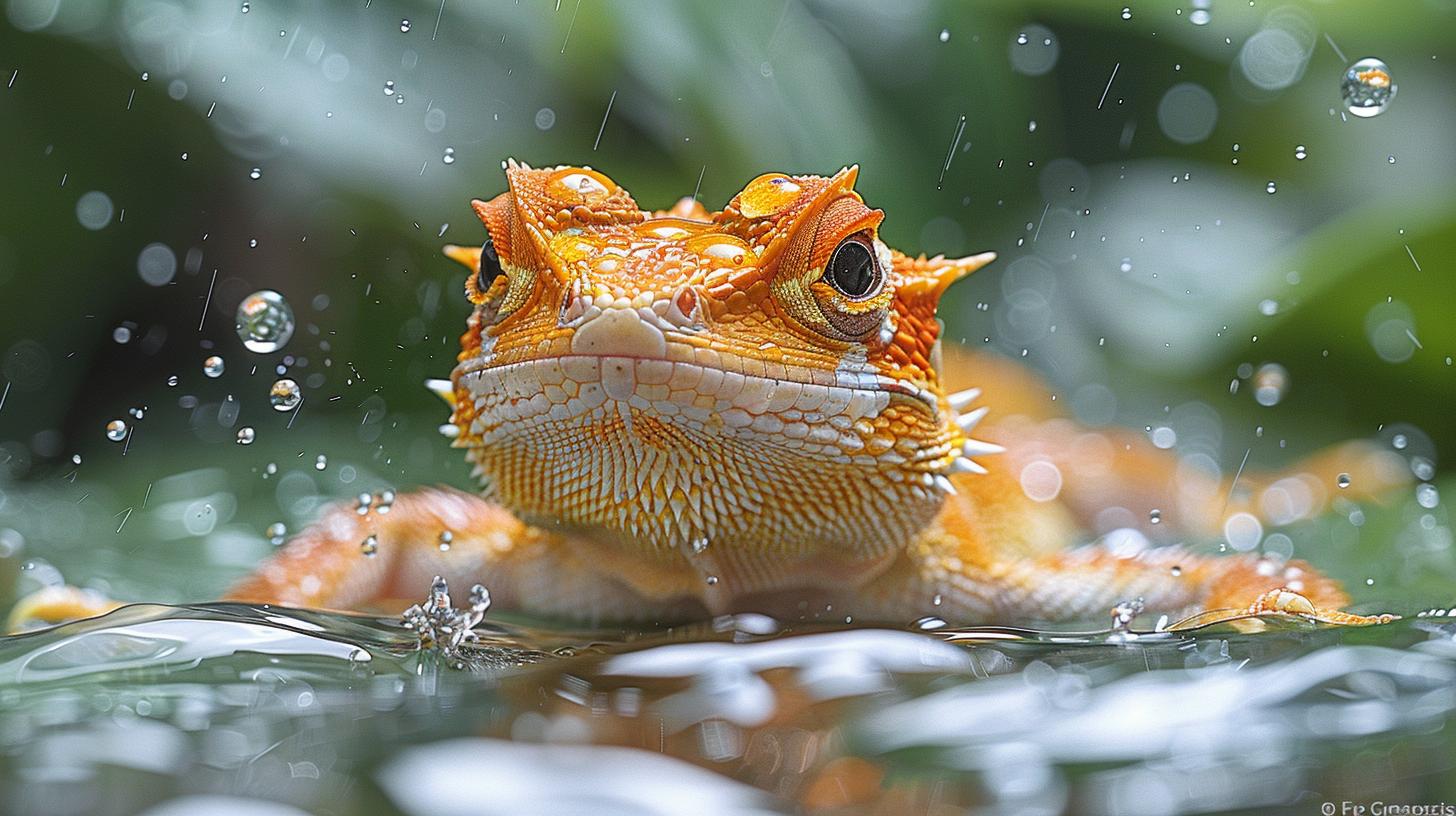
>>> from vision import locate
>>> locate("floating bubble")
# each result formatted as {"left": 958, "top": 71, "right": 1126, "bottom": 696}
{"left": 235, "top": 426, "right": 255, "bottom": 445}
{"left": 1252, "top": 362, "right": 1288, "bottom": 406}
{"left": 1223, "top": 512, "right": 1263, "bottom": 552}
{"left": 400, "top": 18, "right": 411, "bottom": 32}
{"left": 105, "top": 419, "right": 128, "bottom": 442}
{"left": 76, "top": 191, "right": 114, "bottom": 230}
{"left": 235, "top": 290, "right": 295, "bottom": 353}
{"left": 266, "top": 522, "right": 287, "bottom": 546}
{"left": 1341, "top": 57, "right": 1396, "bottom": 118}
{"left": 137, "top": 242, "right": 177, "bottom": 286}
{"left": 442, "top": 147, "right": 456, "bottom": 165}
{"left": 270, "top": 378, "right": 302, "bottom": 411}
{"left": 1416, "top": 483, "right": 1439, "bottom": 509}
{"left": 167, "top": 375, "right": 178, "bottom": 387}
{"left": 534, "top": 107, "right": 556, "bottom": 130}
{"left": 203, "top": 355, "right": 225, "bottom": 378}
{"left": 1008, "top": 24, "right": 1059, "bottom": 76}
{"left": 1337, "top": 473, "right": 1351, "bottom": 489}
{"left": 1393, "top": 434, "right": 1408, "bottom": 450}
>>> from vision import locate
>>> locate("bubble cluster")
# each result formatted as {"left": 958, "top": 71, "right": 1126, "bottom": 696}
{"left": 1341, "top": 57, "right": 1396, "bottom": 118}
{"left": 235, "top": 290, "right": 295, "bottom": 353}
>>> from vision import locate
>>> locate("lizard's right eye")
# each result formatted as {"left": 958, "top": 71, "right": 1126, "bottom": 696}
{"left": 478, "top": 239, "right": 505, "bottom": 292}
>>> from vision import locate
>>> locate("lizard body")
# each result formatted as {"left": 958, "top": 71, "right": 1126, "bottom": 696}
{"left": 14, "top": 162, "right": 1406, "bottom": 630}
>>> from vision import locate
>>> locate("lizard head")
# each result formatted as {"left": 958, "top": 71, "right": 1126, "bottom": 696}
{"left": 438, "top": 161, "right": 997, "bottom": 567}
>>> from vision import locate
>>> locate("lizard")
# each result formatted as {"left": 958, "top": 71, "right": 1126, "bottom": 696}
{"left": 13, "top": 162, "right": 1409, "bottom": 631}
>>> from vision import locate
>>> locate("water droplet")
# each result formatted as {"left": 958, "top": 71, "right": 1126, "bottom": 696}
{"left": 1252, "top": 362, "right": 1288, "bottom": 406}
{"left": 249, "top": 167, "right": 261, "bottom": 180}
{"left": 235, "top": 427, "right": 255, "bottom": 445}
{"left": 1121, "top": 7, "right": 1132, "bottom": 20}
{"left": 269, "top": 378, "right": 302, "bottom": 411}
{"left": 938, "top": 28, "right": 949, "bottom": 42}
{"left": 395, "top": 94, "right": 405, "bottom": 105}
{"left": 442, "top": 147, "right": 456, "bottom": 165}
{"left": 1294, "top": 144, "right": 1307, "bottom": 160}
{"left": 1265, "top": 181, "right": 1277, "bottom": 194}
{"left": 203, "top": 355, "right": 225, "bottom": 378}
{"left": 383, "top": 80, "right": 396, "bottom": 96}
{"left": 1189, "top": 9, "right": 1210, "bottom": 25}
{"left": 1258, "top": 299, "right": 1278, "bottom": 316}
{"left": 1016, "top": 32, "right": 1028, "bottom": 45}
{"left": 1342, "top": 57, "right": 1396, "bottom": 118}
{"left": 360, "top": 535, "right": 378, "bottom": 557}
{"left": 1150, "top": 509, "right": 1162, "bottom": 524}
{"left": 705, "top": 575, "right": 719, "bottom": 585}
{"left": 266, "top": 522, "right": 287, "bottom": 546}
{"left": 235, "top": 290, "right": 295, "bottom": 353}
{"left": 534, "top": 107, "right": 556, "bottom": 130}
{"left": 1387, "top": 154, "right": 1397, "bottom": 164}
{"left": 1170, "top": 565, "right": 1182, "bottom": 577}
{"left": 1416, "top": 483, "right": 1440, "bottom": 509}
{"left": 438, "top": 530, "right": 453, "bottom": 551}
{"left": 400, "top": 18, "right": 411, "bottom": 32}
{"left": 166, "top": 375, "right": 179, "bottom": 387}
{"left": 1393, "top": 433, "right": 1408, "bottom": 450}
{"left": 1119, "top": 258, "right": 1133, "bottom": 273}
{"left": 240, "top": 2, "right": 248, "bottom": 12}
{"left": 112, "top": 326, "right": 132, "bottom": 344}
{"left": 1337, "top": 472, "right": 1351, "bottom": 489}
{"left": 314, "top": 454, "right": 327, "bottom": 471}
{"left": 105, "top": 419, "right": 128, "bottom": 442}
{"left": 72, "top": 454, "right": 82, "bottom": 465}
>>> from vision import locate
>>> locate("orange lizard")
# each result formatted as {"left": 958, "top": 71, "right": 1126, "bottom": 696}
{"left": 15, "top": 163, "right": 1408, "bottom": 630}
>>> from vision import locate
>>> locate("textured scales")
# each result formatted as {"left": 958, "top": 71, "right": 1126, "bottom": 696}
{"left": 15, "top": 162, "right": 1405, "bottom": 633}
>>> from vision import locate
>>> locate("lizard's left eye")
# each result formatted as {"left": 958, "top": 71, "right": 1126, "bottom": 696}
{"left": 825, "top": 238, "right": 881, "bottom": 299}
{"left": 478, "top": 238, "right": 505, "bottom": 292}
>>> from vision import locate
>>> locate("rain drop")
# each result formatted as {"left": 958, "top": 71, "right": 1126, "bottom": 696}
{"left": 240, "top": 2, "right": 249, "bottom": 12}
{"left": 235, "top": 290, "right": 295, "bottom": 353}
{"left": 266, "top": 522, "right": 287, "bottom": 546}
{"left": 383, "top": 80, "right": 396, "bottom": 96}
{"left": 249, "top": 167, "right": 261, "bottom": 180}
{"left": 360, "top": 535, "right": 378, "bottom": 557}
{"left": 1121, "top": 7, "right": 1131, "bottom": 20}
{"left": 270, "top": 378, "right": 302, "bottom": 411}
{"left": 1149, "top": 509, "right": 1162, "bottom": 525}
{"left": 1337, "top": 473, "right": 1351, "bottom": 489}
{"left": 1294, "top": 145, "right": 1307, "bottom": 160}
{"left": 1393, "top": 434, "right": 1408, "bottom": 450}
{"left": 442, "top": 147, "right": 456, "bottom": 164}
{"left": 1341, "top": 57, "right": 1396, "bottom": 118}
{"left": 1252, "top": 362, "right": 1288, "bottom": 406}
{"left": 236, "top": 426, "right": 256, "bottom": 445}
{"left": 113, "top": 326, "right": 132, "bottom": 344}
{"left": 314, "top": 454, "right": 327, "bottom": 471}
{"left": 1265, "top": 181, "right": 1277, "bottom": 194}
{"left": 203, "top": 355, "right": 225, "bottom": 378}
{"left": 438, "top": 530, "right": 453, "bottom": 551}
{"left": 105, "top": 420, "right": 128, "bottom": 442}
{"left": 400, "top": 18, "right": 411, "bottom": 32}
{"left": 938, "top": 29, "right": 949, "bottom": 42}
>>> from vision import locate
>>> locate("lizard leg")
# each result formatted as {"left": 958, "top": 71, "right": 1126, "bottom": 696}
{"left": 226, "top": 486, "right": 703, "bottom": 624}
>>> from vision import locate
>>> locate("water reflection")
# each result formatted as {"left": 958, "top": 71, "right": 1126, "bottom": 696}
{"left": 2, "top": 605, "right": 1455, "bottom": 814}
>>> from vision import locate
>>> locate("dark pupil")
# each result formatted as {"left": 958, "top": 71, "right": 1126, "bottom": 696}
{"left": 478, "top": 239, "right": 504, "bottom": 290}
{"left": 827, "top": 241, "right": 876, "bottom": 298}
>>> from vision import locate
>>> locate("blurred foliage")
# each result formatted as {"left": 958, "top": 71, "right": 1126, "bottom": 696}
{"left": 0, "top": 0, "right": 1452, "bottom": 599}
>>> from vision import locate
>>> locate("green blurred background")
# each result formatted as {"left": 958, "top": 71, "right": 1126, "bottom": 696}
{"left": 0, "top": 0, "right": 1452, "bottom": 609}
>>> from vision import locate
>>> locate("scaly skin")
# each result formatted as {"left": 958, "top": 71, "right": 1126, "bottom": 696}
{"left": 9, "top": 162, "right": 1409, "bottom": 631}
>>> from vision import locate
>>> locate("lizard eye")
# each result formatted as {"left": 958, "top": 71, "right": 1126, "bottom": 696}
{"left": 824, "top": 237, "right": 882, "bottom": 299}
{"left": 478, "top": 238, "right": 505, "bottom": 292}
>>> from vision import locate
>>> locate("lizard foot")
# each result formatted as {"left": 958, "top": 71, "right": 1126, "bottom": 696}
{"left": 1167, "top": 586, "right": 1399, "bottom": 632}
{"left": 6, "top": 585, "right": 125, "bottom": 633}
